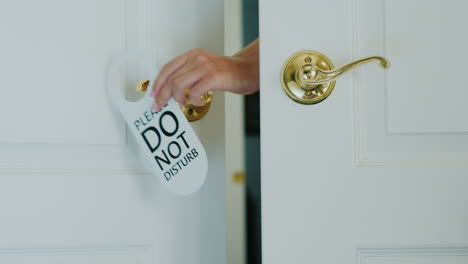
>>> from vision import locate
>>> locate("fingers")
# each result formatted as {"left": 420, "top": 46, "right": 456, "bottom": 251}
{"left": 151, "top": 49, "right": 202, "bottom": 98}
{"left": 152, "top": 81, "right": 172, "bottom": 111}
{"left": 171, "top": 66, "right": 209, "bottom": 105}
{"left": 190, "top": 75, "right": 217, "bottom": 106}
{"left": 151, "top": 64, "right": 210, "bottom": 111}
{"left": 150, "top": 48, "right": 228, "bottom": 110}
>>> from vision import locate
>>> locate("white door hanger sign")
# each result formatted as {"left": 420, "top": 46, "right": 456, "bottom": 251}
{"left": 107, "top": 53, "right": 208, "bottom": 195}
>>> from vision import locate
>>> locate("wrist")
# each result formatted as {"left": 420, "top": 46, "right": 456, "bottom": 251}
{"left": 231, "top": 52, "right": 259, "bottom": 94}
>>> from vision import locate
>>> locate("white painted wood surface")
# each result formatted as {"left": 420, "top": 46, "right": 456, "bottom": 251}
{"left": 0, "top": 0, "right": 225, "bottom": 263}
{"left": 260, "top": 0, "right": 468, "bottom": 263}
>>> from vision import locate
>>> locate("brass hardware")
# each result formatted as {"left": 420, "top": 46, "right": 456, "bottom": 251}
{"left": 232, "top": 171, "right": 245, "bottom": 184}
{"left": 280, "top": 50, "right": 390, "bottom": 104}
{"left": 135, "top": 80, "right": 212, "bottom": 122}
{"left": 136, "top": 79, "right": 150, "bottom": 93}
{"left": 180, "top": 90, "right": 213, "bottom": 122}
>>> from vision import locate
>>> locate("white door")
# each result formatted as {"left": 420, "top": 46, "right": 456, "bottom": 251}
{"left": 0, "top": 1, "right": 226, "bottom": 264}
{"left": 260, "top": 0, "right": 468, "bottom": 263}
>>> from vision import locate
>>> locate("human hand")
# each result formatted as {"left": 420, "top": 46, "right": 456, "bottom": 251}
{"left": 150, "top": 39, "right": 259, "bottom": 111}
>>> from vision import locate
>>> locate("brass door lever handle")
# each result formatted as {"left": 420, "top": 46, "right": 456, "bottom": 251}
{"left": 299, "top": 56, "right": 390, "bottom": 85}
{"left": 281, "top": 50, "right": 390, "bottom": 104}
{"left": 136, "top": 80, "right": 213, "bottom": 122}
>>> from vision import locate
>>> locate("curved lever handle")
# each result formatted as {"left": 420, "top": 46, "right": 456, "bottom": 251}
{"left": 299, "top": 56, "right": 390, "bottom": 85}
{"left": 280, "top": 50, "right": 390, "bottom": 104}
{"left": 136, "top": 80, "right": 212, "bottom": 122}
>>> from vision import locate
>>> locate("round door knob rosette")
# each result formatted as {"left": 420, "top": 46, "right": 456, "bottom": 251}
{"left": 281, "top": 50, "right": 335, "bottom": 104}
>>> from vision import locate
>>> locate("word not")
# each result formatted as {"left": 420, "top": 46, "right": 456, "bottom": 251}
{"left": 137, "top": 110, "right": 199, "bottom": 181}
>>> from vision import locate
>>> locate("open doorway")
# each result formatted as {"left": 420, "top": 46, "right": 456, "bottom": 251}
{"left": 242, "top": 0, "right": 261, "bottom": 264}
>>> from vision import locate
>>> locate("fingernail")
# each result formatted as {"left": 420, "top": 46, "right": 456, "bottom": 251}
{"left": 151, "top": 102, "right": 159, "bottom": 111}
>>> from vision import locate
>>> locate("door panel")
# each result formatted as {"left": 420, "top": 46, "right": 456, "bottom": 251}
{"left": 0, "top": 0, "right": 125, "bottom": 144}
{"left": 0, "top": 0, "right": 132, "bottom": 173}
{"left": 355, "top": 0, "right": 468, "bottom": 166}
{"left": 0, "top": 0, "right": 225, "bottom": 263}
{"left": 383, "top": 0, "right": 468, "bottom": 133}
{"left": 358, "top": 248, "right": 468, "bottom": 264}
{"left": 260, "top": 0, "right": 468, "bottom": 264}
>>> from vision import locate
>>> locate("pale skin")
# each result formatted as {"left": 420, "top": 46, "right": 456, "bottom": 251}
{"left": 150, "top": 39, "right": 259, "bottom": 111}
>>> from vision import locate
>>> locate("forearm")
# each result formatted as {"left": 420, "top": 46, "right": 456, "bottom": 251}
{"left": 234, "top": 38, "right": 259, "bottom": 57}
{"left": 231, "top": 39, "right": 259, "bottom": 94}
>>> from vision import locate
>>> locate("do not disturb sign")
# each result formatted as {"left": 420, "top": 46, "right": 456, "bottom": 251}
{"left": 107, "top": 54, "right": 208, "bottom": 195}
{"left": 131, "top": 99, "right": 208, "bottom": 194}
{"left": 136, "top": 108, "right": 201, "bottom": 181}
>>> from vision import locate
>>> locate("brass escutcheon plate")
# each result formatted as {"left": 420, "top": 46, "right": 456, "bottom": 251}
{"left": 280, "top": 50, "right": 335, "bottom": 104}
